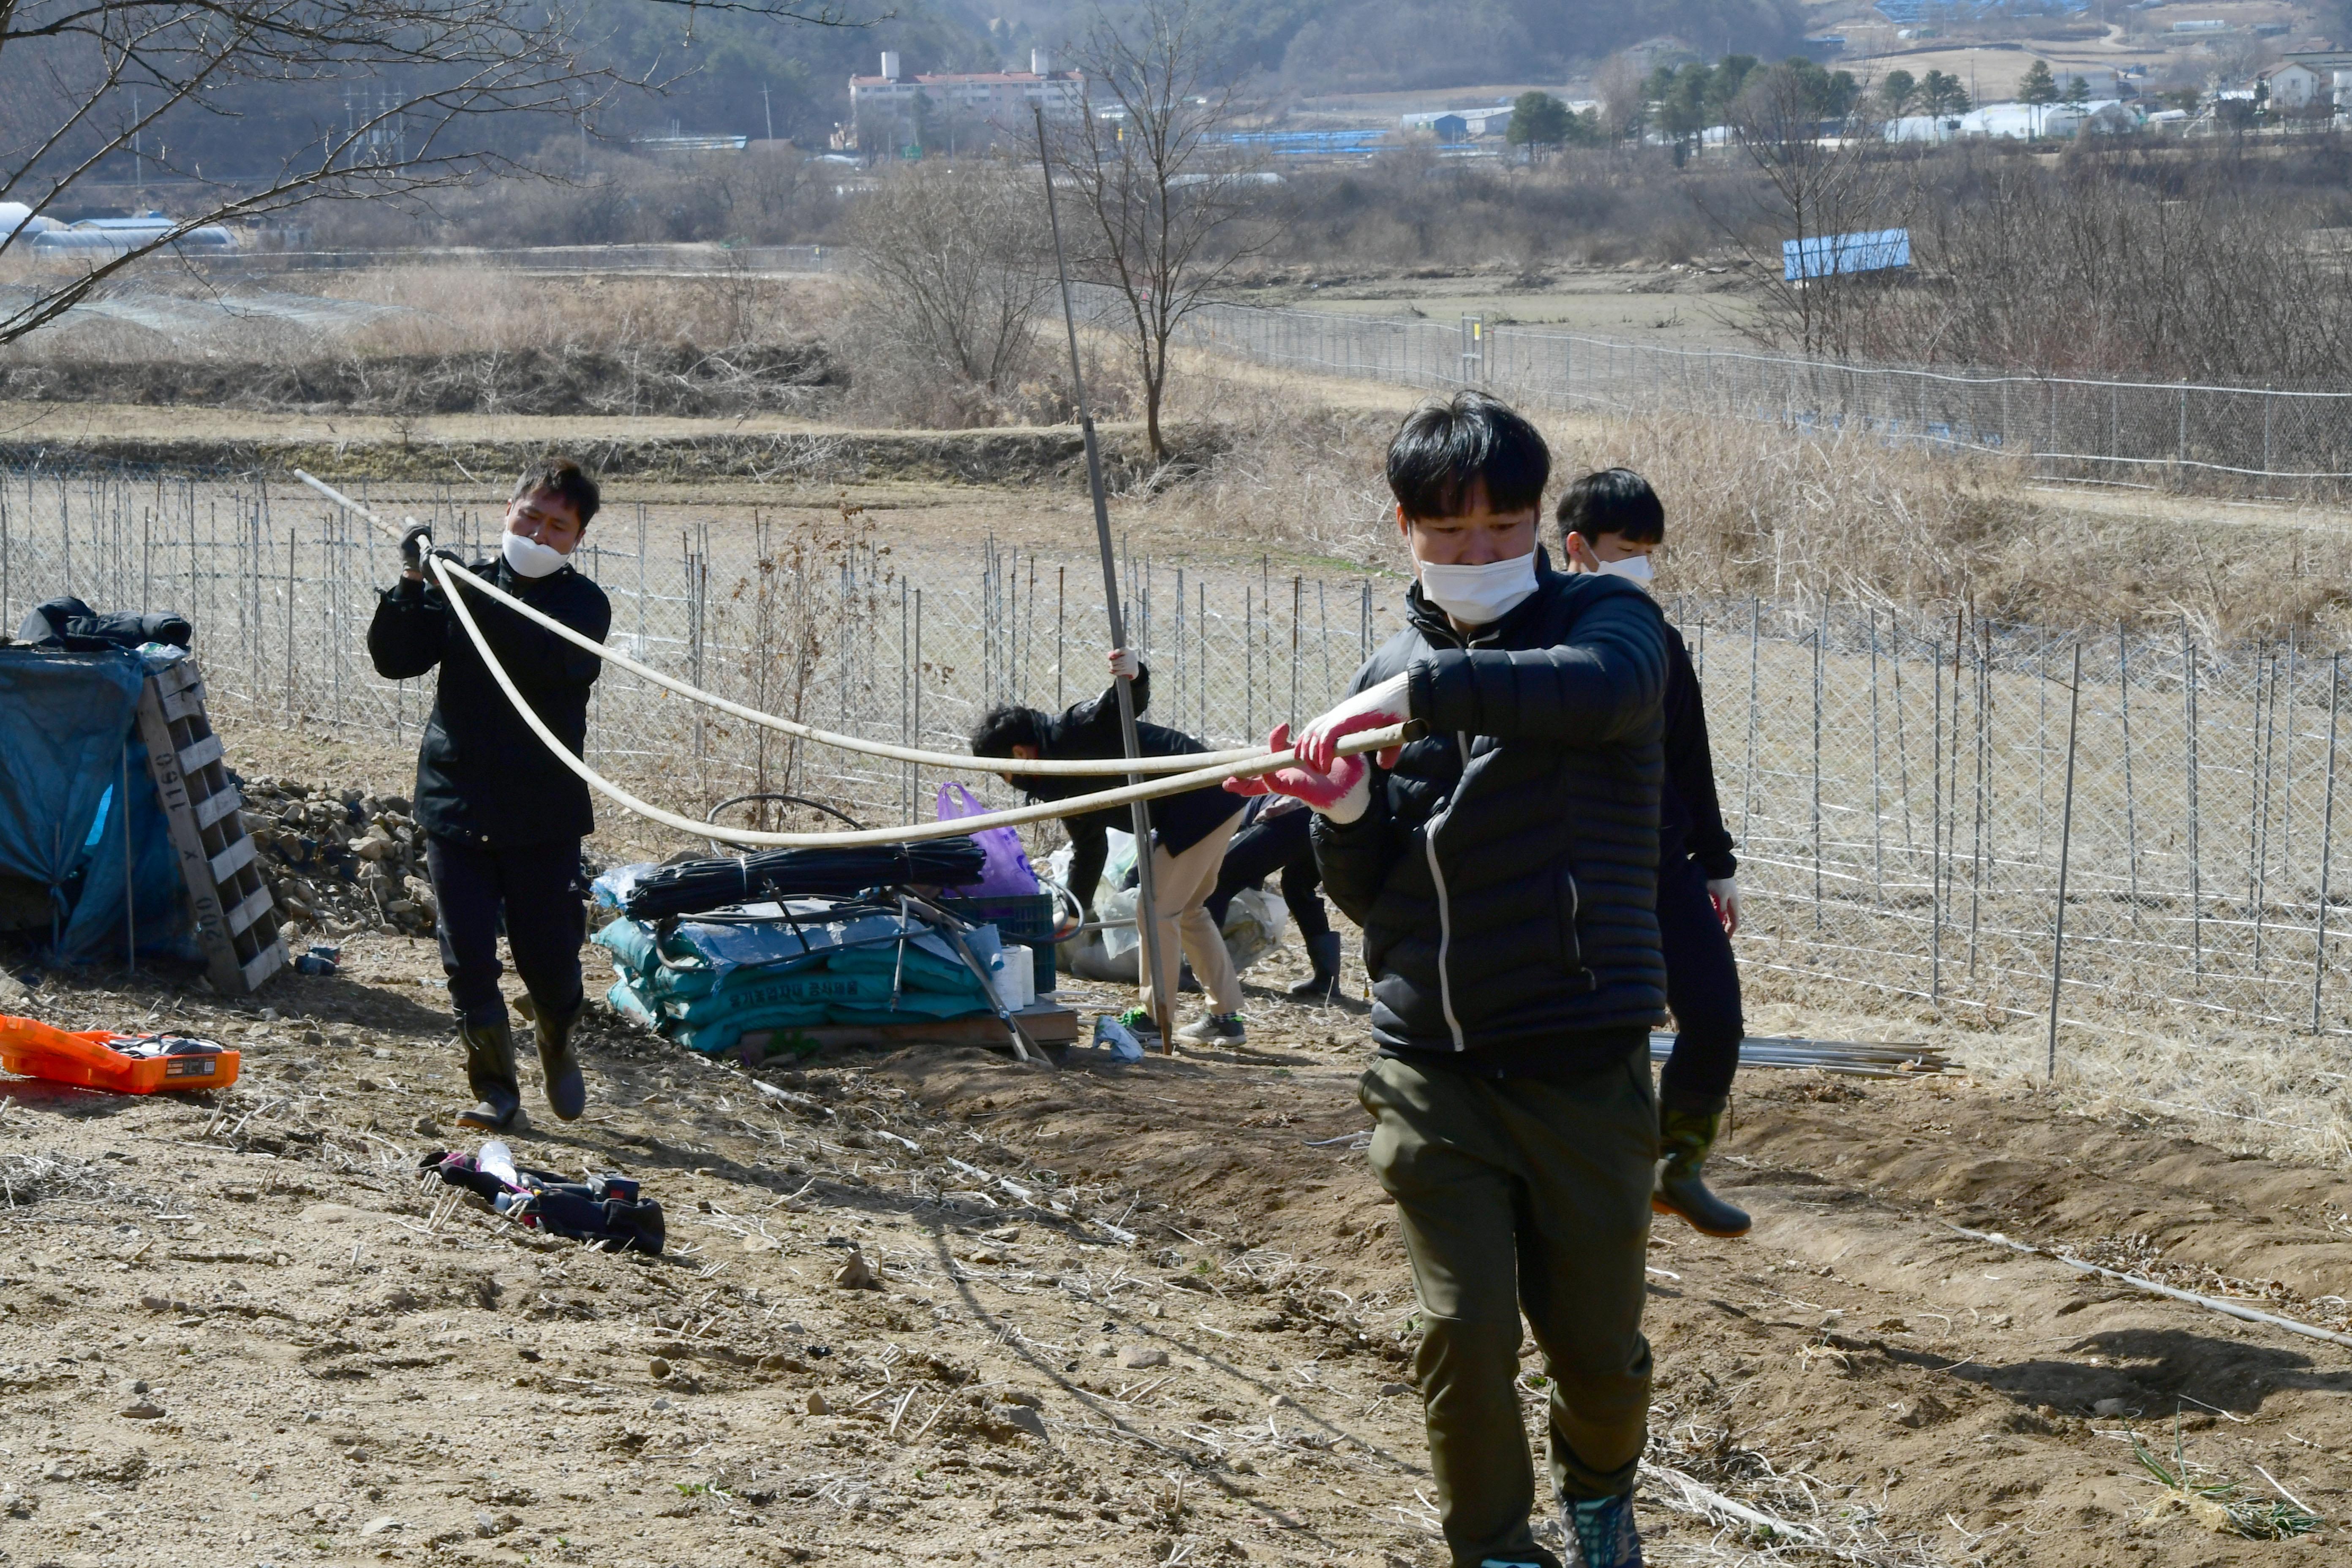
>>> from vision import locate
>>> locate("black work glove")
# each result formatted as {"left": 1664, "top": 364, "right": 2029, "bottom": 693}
{"left": 400, "top": 524, "right": 434, "bottom": 574}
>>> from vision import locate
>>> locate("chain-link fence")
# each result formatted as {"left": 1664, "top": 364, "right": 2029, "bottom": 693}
{"left": 1681, "top": 600, "right": 2352, "bottom": 1051}
{"left": 1170, "top": 300, "right": 2352, "bottom": 492}
{"left": 9, "top": 462, "right": 2352, "bottom": 1058}
{"left": 0, "top": 463, "right": 1402, "bottom": 839}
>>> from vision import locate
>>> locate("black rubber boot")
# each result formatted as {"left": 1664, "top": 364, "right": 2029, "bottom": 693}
{"left": 455, "top": 1017, "right": 523, "bottom": 1132}
{"left": 1288, "top": 932, "right": 1345, "bottom": 1001}
{"left": 1653, "top": 1100, "right": 1751, "bottom": 1238}
{"left": 529, "top": 993, "right": 588, "bottom": 1122}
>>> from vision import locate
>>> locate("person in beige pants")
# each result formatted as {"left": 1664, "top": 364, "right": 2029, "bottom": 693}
{"left": 1136, "top": 802, "right": 1245, "bottom": 1034}
{"left": 972, "top": 648, "right": 1252, "bottom": 1045}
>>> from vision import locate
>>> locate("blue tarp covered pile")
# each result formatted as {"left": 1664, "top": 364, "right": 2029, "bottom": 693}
{"left": 0, "top": 646, "right": 193, "bottom": 963}
{"left": 593, "top": 896, "right": 999, "bottom": 1057}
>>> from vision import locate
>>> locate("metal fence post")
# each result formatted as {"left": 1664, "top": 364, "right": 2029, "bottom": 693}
{"left": 2049, "top": 641, "right": 2084, "bottom": 1080}
{"left": 1931, "top": 633, "right": 1944, "bottom": 1006}
{"left": 1812, "top": 604, "right": 1825, "bottom": 930}
{"left": 2316, "top": 651, "right": 2341, "bottom": 1032}
{"left": 2183, "top": 618, "right": 2202, "bottom": 980}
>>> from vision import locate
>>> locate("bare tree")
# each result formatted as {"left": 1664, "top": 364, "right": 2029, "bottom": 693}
{"left": 1051, "top": 0, "right": 1264, "bottom": 461}
{"left": 0, "top": 0, "right": 848, "bottom": 346}
{"left": 1703, "top": 60, "right": 1916, "bottom": 359}
{"left": 847, "top": 161, "right": 1054, "bottom": 395}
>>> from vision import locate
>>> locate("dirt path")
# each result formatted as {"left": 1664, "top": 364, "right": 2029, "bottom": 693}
{"left": 4, "top": 925, "right": 2350, "bottom": 1568}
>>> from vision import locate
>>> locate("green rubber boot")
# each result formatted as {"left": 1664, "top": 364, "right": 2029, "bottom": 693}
{"left": 455, "top": 1017, "right": 523, "bottom": 1132}
{"left": 1653, "top": 1101, "right": 1751, "bottom": 1238}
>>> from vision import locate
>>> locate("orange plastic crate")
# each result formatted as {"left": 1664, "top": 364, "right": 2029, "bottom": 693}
{"left": 0, "top": 1014, "right": 240, "bottom": 1094}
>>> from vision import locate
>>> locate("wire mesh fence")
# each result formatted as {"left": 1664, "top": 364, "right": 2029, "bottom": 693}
{"left": 8, "top": 461, "right": 2352, "bottom": 1062}
{"left": 0, "top": 463, "right": 1402, "bottom": 837}
{"left": 1168, "top": 299, "right": 2352, "bottom": 492}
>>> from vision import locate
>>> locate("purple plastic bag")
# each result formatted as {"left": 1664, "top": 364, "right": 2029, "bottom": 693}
{"left": 936, "top": 781, "right": 1040, "bottom": 897}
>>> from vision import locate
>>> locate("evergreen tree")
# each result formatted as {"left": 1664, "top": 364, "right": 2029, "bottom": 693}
{"left": 1506, "top": 90, "right": 1574, "bottom": 148}
{"left": 2020, "top": 59, "right": 2059, "bottom": 106}
{"left": 1878, "top": 68, "right": 1916, "bottom": 117}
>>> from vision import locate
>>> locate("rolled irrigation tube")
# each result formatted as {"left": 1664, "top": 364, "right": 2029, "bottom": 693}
{"left": 294, "top": 468, "right": 1267, "bottom": 778}
{"left": 1944, "top": 1222, "right": 2352, "bottom": 1352}
{"left": 429, "top": 553, "right": 1405, "bottom": 849}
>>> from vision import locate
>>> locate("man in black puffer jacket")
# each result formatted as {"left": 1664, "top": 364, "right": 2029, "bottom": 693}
{"left": 368, "top": 457, "right": 611, "bottom": 1134}
{"left": 1233, "top": 394, "right": 1666, "bottom": 1568}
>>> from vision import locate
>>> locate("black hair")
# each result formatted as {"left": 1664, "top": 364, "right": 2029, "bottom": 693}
{"left": 970, "top": 703, "right": 1048, "bottom": 759}
{"left": 1385, "top": 392, "right": 1551, "bottom": 522}
{"left": 512, "top": 455, "right": 602, "bottom": 529}
{"left": 1556, "top": 468, "right": 1664, "bottom": 547}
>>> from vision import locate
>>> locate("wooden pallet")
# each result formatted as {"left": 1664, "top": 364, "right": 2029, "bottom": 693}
{"left": 134, "top": 657, "right": 286, "bottom": 996}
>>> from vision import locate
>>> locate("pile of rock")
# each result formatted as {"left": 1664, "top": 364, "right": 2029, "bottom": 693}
{"left": 236, "top": 776, "right": 438, "bottom": 939}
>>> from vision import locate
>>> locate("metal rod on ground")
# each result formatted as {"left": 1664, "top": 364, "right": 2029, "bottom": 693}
{"left": 2315, "top": 651, "right": 2340, "bottom": 1033}
{"left": 2049, "top": 641, "right": 2083, "bottom": 1081}
{"left": 1036, "top": 103, "right": 1173, "bottom": 1048}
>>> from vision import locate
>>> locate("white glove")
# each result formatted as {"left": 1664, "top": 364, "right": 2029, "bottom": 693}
{"left": 1294, "top": 672, "right": 1411, "bottom": 773}
{"left": 1108, "top": 648, "right": 1140, "bottom": 681}
{"left": 1707, "top": 878, "right": 1740, "bottom": 937}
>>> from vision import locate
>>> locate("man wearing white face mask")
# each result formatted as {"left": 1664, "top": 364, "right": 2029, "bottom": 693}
{"left": 369, "top": 457, "right": 612, "bottom": 1132}
{"left": 1560, "top": 468, "right": 1750, "bottom": 1241}
{"left": 1236, "top": 394, "right": 1668, "bottom": 1568}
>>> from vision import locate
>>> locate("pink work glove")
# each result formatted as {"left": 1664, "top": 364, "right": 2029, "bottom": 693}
{"left": 1293, "top": 672, "right": 1411, "bottom": 774}
{"left": 1225, "top": 724, "right": 1370, "bottom": 824}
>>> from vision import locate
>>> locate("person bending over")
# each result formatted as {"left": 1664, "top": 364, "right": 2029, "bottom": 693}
{"left": 368, "top": 457, "right": 611, "bottom": 1132}
{"left": 1203, "top": 794, "right": 1345, "bottom": 1003}
{"left": 1560, "top": 467, "right": 1750, "bottom": 1238}
{"left": 971, "top": 652, "right": 1250, "bottom": 1045}
{"left": 1234, "top": 392, "right": 1666, "bottom": 1568}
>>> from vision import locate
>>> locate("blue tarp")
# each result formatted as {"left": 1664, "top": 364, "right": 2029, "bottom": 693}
{"left": 0, "top": 647, "right": 192, "bottom": 962}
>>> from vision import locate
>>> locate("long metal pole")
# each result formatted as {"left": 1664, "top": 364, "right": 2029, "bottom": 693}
{"left": 1037, "top": 105, "right": 1173, "bottom": 1046}
{"left": 2048, "top": 642, "right": 2083, "bottom": 1081}
{"left": 2315, "top": 651, "right": 2341, "bottom": 1033}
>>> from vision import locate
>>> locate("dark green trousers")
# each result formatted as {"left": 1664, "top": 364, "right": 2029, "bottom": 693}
{"left": 1361, "top": 1048, "right": 1657, "bottom": 1568}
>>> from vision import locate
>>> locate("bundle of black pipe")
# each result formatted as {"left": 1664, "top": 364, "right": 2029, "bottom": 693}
{"left": 619, "top": 839, "right": 988, "bottom": 921}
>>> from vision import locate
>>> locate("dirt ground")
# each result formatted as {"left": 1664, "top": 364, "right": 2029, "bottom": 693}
{"left": 7, "top": 761, "right": 2352, "bottom": 1567}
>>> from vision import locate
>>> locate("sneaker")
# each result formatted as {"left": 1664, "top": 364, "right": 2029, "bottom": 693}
{"left": 1562, "top": 1491, "right": 1642, "bottom": 1568}
{"left": 1175, "top": 1012, "right": 1245, "bottom": 1045}
{"left": 1115, "top": 1006, "right": 1162, "bottom": 1042}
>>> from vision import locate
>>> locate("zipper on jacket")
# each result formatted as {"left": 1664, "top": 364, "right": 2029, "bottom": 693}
{"left": 1413, "top": 616, "right": 1470, "bottom": 1050}
{"left": 1422, "top": 802, "right": 1468, "bottom": 1052}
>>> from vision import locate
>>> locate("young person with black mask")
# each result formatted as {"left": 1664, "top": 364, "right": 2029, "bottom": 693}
{"left": 1231, "top": 393, "right": 1666, "bottom": 1568}
{"left": 1559, "top": 468, "right": 1750, "bottom": 1238}
{"left": 368, "top": 457, "right": 611, "bottom": 1132}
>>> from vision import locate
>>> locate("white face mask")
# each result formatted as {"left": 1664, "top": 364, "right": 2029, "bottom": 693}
{"left": 502, "top": 530, "right": 571, "bottom": 580}
{"left": 1595, "top": 553, "right": 1654, "bottom": 588}
{"left": 1417, "top": 550, "right": 1538, "bottom": 626}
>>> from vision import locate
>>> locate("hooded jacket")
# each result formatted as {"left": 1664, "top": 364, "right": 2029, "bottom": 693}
{"left": 1312, "top": 560, "right": 1668, "bottom": 1073}
{"left": 1011, "top": 666, "right": 1245, "bottom": 910}
{"left": 367, "top": 557, "right": 611, "bottom": 848}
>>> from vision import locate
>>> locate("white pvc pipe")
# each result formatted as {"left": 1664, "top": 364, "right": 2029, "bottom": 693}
{"left": 428, "top": 553, "right": 1404, "bottom": 849}
{"left": 295, "top": 468, "right": 1274, "bottom": 778}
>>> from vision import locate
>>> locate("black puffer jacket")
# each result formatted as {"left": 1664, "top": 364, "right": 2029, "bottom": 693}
{"left": 1312, "top": 563, "right": 1668, "bottom": 1071}
{"left": 367, "top": 558, "right": 611, "bottom": 848}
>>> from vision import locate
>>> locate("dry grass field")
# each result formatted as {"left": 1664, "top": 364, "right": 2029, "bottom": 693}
{"left": 7, "top": 258, "right": 2352, "bottom": 1568}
